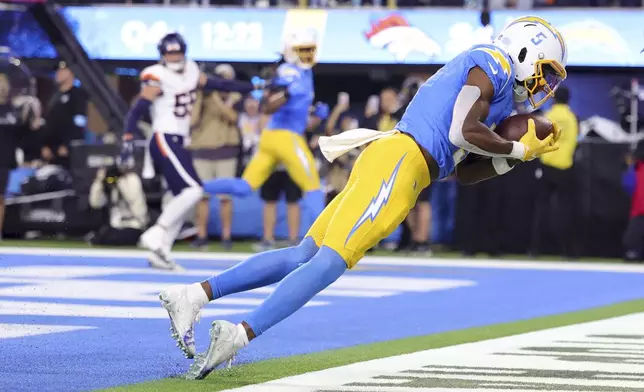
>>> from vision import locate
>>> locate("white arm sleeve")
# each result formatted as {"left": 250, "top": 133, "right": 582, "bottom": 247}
{"left": 448, "top": 85, "right": 525, "bottom": 159}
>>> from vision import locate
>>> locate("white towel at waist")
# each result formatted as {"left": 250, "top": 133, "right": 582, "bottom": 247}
{"left": 318, "top": 128, "right": 399, "bottom": 162}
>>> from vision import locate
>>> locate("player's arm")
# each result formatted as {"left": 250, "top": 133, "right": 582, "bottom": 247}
{"left": 123, "top": 81, "right": 161, "bottom": 139}
{"left": 449, "top": 67, "right": 523, "bottom": 159}
{"left": 261, "top": 88, "right": 289, "bottom": 114}
{"left": 261, "top": 64, "right": 302, "bottom": 114}
{"left": 455, "top": 154, "right": 520, "bottom": 185}
{"left": 198, "top": 72, "right": 263, "bottom": 94}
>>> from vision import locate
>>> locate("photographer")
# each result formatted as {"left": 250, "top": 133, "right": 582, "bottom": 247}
{"left": 88, "top": 150, "right": 148, "bottom": 246}
{"left": 0, "top": 49, "right": 41, "bottom": 238}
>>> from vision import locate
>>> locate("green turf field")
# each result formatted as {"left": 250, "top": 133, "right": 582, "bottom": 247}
{"left": 101, "top": 299, "right": 644, "bottom": 392}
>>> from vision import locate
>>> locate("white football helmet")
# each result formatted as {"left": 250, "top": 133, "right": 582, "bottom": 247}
{"left": 493, "top": 16, "right": 567, "bottom": 108}
{"left": 282, "top": 28, "right": 318, "bottom": 70}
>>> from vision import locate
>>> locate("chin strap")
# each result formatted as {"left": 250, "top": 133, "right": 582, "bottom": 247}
{"left": 513, "top": 84, "right": 529, "bottom": 103}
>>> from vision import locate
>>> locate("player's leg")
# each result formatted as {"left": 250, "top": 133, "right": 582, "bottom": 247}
{"left": 202, "top": 132, "right": 276, "bottom": 197}
{"left": 214, "top": 158, "right": 238, "bottom": 249}
{"left": 255, "top": 171, "right": 282, "bottom": 251}
{"left": 275, "top": 131, "right": 325, "bottom": 221}
{"left": 142, "top": 133, "right": 203, "bottom": 269}
{"left": 285, "top": 172, "right": 303, "bottom": 246}
{"left": 186, "top": 134, "right": 430, "bottom": 379}
{"left": 240, "top": 134, "right": 430, "bottom": 335}
{"left": 191, "top": 158, "right": 217, "bottom": 248}
{"left": 162, "top": 171, "right": 347, "bottom": 362}
{"left": 185, "top": 178, "right": 351, "bottom": 379}
{"left": 198, "top": 178, "right": 349, "bottom": 304}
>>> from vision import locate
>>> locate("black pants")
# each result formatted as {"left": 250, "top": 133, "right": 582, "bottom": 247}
{"left": 90, "top": 226, "right": 143, "bottom": 246}
{"left": 459, "top": 176, "right": 506, "bottom": 255}
{"left": 396, "top": 185, "right": 432, "bottom": 250}
{"left": 623, "top": 216, "right": 644, "bottom": 261}
{"left": 529, "top": 164, "right": 578, "bottom": 258}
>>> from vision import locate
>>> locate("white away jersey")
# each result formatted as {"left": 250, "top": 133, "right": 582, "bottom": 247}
{"left": 140, "top": 60, "right": 200, "bottom": 137}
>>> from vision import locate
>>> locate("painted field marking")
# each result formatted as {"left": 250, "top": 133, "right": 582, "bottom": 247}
{"left": 0, "top": 262, "right": 473, "bottom": 339}
{"left": 0, "top": 323, "right": 95, "bottom": 339}
{"left": 2, "top": 246, "right": 644, "bottom": 272}
{"left": 222, "top": 313, "right": 644, "bottom": 392}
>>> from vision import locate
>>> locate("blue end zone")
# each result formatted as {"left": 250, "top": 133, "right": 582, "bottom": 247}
{"left": 1, "top": 252, "right": 644, "bottom": 391}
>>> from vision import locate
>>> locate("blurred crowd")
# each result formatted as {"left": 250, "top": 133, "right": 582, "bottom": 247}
{"left": 54, "top": 0, "right": 644, "bottom": 7}
{"left": 6, "top": 54, "right": 644, "bottom": 262}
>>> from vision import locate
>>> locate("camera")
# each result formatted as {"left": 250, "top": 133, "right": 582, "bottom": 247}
{"left": 103, "top": 165, "right": 121, "bottom": 187}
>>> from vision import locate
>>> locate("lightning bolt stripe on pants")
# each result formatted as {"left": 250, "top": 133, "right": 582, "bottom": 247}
{"left": 344, "top": 153, "right": 407, "bottom": 246}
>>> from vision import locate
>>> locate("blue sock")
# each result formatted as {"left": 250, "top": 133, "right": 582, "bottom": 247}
{"left": 203, "top": 177, "right": 252, "bottom": 197}
{"left": 245, "top": 246, "right": 347, "bottom": 337}
{"left": 303, "top": 189, "right": 325, "bottom": 221}
{"left": 207, "top": 237, "right": 318, "bottom": 299}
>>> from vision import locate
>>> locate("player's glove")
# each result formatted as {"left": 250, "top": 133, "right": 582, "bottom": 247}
{"left": 313, "top": 102, "right": 330, "bottom": 120}
{"left": 251, "top": 76, "right": 266, "bottom": 90}
{"left": 119, "top": 133, "right": 135, "bottom": 166}
{"left": 517, "top": 118, "right": 559, "bottom": 161}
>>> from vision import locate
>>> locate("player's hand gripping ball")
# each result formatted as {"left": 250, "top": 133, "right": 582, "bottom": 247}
{"left": 495, "top": 113, "right": 560, "bottom": 161}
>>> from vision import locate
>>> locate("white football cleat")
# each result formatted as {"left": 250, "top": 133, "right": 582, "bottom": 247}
{"left": 159, "top": 285, "right": 202, "bottom": 358}
{"left": 147, "top": 250, "right": 183, "bottom": 271}
{"left": 184, "top": 320, "right": 246, "bottom": 380}
{"left": 140, "top": 226, "right": 184, "bottom": 271}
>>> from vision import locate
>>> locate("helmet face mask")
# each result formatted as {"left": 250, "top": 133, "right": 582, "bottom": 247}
{"left": 283, "top": 29, "right": 318, "bottom": 69}
{"left": 291, "top": 45, "right": 317, "bottom": 69}
{"left": 493, "top": 16, "right": 567, "bottom": 109}
{"left": 521, "top": 59, "right": 567, "bottom": 108}
{"left": 163, "top": 52, "right": 186, "bottom": 73}
{"left": 158, "top": 33, "right": 187, "bottom": 73}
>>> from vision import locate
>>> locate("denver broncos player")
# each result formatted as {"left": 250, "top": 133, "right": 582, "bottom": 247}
{"left": 199, "top": 27, "right": 328, "bottom": 222}
{"left": 160, "top": 17, "right": 567, "bottom": 376}
{"left": 122, "top": 33, "right": 263, "bottom": 270}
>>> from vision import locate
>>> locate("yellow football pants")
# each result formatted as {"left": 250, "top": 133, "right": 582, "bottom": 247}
{"left": 306, "top": 133, "right": 431, "bottom": 268}
{"left": 242, "top": 130, "right": 320, "bottom": 192}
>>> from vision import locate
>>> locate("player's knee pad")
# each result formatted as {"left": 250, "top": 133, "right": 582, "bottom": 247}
{"left": 282, "top": 236, "right": 319, "bottom": 272}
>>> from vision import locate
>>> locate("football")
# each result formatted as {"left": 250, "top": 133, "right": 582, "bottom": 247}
{"left": 494, "top": 113, "right": 555, "bottom": 142}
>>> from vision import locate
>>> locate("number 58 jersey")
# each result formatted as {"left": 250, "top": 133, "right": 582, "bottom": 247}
{"left": 140, "top": 60, "right": 200, "bottom": 137}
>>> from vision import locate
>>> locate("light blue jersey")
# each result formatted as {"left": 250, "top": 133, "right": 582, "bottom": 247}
{"left": 396, "top": 44, "right": 516, "bottom": 179}
{"left": 266, "top": 63, "right": 314, "bottom": 135}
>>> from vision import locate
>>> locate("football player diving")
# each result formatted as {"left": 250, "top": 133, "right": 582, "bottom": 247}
{"left": 160, "top": 17, "right": 567, "bottom": 379}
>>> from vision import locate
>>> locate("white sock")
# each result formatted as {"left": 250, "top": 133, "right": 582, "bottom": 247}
{"left": 186, "top": 282, "right": 210, "bottom": 308}
{"left": 234, "top": 323, "right": 249, "bottom": 348}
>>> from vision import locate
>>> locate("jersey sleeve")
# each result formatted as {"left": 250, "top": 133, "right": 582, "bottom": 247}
{"left": 468, "top": 46, "right": 513, "bottom": 98}
{"left": 274, "top": 64, "right": 307, "bottom": 96}
{"left": 140, "top": 66, "right": 162, "bottom": 88}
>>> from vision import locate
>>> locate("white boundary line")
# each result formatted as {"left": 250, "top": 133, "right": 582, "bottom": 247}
{"left": 1, "top": 246, "right": 644, "bottom": 273}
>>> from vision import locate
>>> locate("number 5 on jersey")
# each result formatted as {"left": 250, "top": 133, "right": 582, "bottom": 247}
{"left": 174, "top": 89, "right": 197, "bottom": 118}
